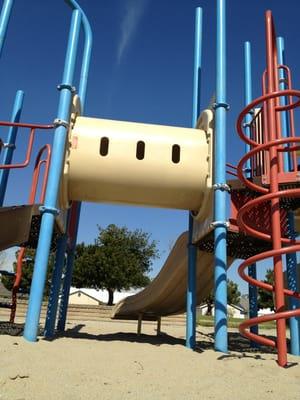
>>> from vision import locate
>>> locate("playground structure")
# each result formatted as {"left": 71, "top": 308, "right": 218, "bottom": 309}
{"left": 0, "top": 0, "right": 299, "bottom": 369}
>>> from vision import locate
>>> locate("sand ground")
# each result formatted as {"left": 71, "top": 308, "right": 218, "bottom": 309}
{"left": 0, "top": 320, "right": 299, "bottom": 400}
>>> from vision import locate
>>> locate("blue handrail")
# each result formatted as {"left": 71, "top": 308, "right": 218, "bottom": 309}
{"left": 44, "top": 0, "right": 93, "bottom": 338}
{"left": 214, "top": 0, "right": 228, "bottom": 353}
{"left": 186, "top": 6, "right": 203, "bottom": 350}
{"left": 277, "top": 36, "right": 300, "bottom": 356}
{"left": 65, "top": 0, "right": 92, "bottom": 108}
{"left": 0, "top": 90, "right": 24, "bottom": 205}
{"left": 244, "top": 41, "right": 259, "bottom": 347}
{"left": 24, "top": 8, "right": 83, "bottom": 342}
{"left": 0, "top": 0, "right": 13, "bottom": 58}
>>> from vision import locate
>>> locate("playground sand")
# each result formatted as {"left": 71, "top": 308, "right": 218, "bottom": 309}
{"left": 0, "top": 320, "right": 299, "bottom": 400}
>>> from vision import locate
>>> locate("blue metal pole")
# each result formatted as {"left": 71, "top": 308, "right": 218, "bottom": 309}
{"left": 244, "top": 42, "right": 258, "bottom": 346}
{"left": 186, "top": 7, "right": 202, "bottom": 350}
{"left": 277, "top": 36, "right": 300, "bottom": 356}
{"left": 47, "top": 0, "right": 93, "bottom": 335}
{"left": 65, "top": 0, "right": 92, "bottom": 106}
{"left": 214, "top": 0, "right": 228, "bottom": 353}
{"left": 57, "top": 245, "right": 75, "bottom": 332}
{"left": 0, "top": 90, "right": 24, "bottom": 205}
{"left": 0, "top": 0, "right": 13, "bottom": 58}
{"left": 44, "top": 234, "right": 68, "bottom": 337}
{"left": 23, "top": 9, "right": 82, "bottom": 342}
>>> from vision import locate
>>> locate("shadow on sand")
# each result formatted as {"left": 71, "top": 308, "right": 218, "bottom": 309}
{"left": 45, "top": 323, "right": 189, "bottom": 348}
{"left": 2, "top": 320, "right": 297, "bottom": 366}
{"left": 43, "top": 323, "right": 297, "bottom": 365}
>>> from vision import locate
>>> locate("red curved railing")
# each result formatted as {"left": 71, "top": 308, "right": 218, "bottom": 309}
{"left": 0, "top": 120, "right": 53, "bottom": 322}
{"left": 236, "top": 11, "right": 300, "bottom": 367}
{"left": 9, "top": 144, "right": 51, "bottom": 323}
{"left": 0, "top": 121, "right": 53, "bottom": 169}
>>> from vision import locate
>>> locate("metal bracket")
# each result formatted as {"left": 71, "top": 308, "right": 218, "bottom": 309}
{"left": 278, "top": 77, "right": 288, "bottom": 84}
{"left": 39, "top": 205, "right": 60, "bottom": 216}
{"left": 242, "top": 167, "right": 251, "bottom": 173}
{"left": 2, "top": 143, "right": 16, "bottom": 149}
{"left": 242, "top": 122, "right": 252, "bottom": 128}
{"left": 210, "top": 220, "right": 230, "bottom": 229}
{"left": 212, "top": 183, "right": 230, "bottom": 192}
{"left": 57, "top": 84, "right": 76, "bottom": 93}
{"left": 212, "top": 102, "right": 230, "bottom": 111}
{"left": 53, "top": 118, "right": 70, "bottom": 129}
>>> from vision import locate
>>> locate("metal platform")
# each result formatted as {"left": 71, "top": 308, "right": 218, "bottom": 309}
{"left": 197, "top": 228, "right": 272, "bottom": 259}
{"left": 0, "top": 204, "right": 63, "bottom": 251}
{"left": 195, "top": 179, "right": 300, "bottom": 259}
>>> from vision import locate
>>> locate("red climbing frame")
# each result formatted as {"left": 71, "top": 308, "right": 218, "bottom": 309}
{"left": 235, "top": 11, "right": 300, "bottom": 367}
{"left": 0, "top": 120, "right": 53, "bottom": 322}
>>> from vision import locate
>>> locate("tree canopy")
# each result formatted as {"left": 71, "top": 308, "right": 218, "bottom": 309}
{"left": 72, "top": 224, "right": 159, "bottom": 305}
{"left": 258, "top": 268, "right": 274, "bottom": 310}
{"left": 1, "top": 248, "right": 54, "bottom": 296}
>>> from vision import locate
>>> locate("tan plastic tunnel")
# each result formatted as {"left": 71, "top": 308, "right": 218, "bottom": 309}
{"left": 60, "top": 108, "right": 214, "bottom": 221}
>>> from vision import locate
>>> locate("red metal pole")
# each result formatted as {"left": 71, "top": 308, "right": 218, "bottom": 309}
{"left": 265, "top": 10, "right": 287, "bottom": 366}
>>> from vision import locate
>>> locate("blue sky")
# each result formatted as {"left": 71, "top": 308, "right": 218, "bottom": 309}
{"left": 1, "top": 0, "right": 300, "bottom": 293}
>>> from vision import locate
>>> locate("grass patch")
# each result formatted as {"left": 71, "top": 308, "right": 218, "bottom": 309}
{"left": 197, "top": 315, "right": 276, "bottom": 329}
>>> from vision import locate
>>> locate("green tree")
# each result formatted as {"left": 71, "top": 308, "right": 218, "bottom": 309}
{"left": 1, "top": 248, "right": 55, "bottom": 297}
{"left": 227, "top": 279, "right": 241, "bottom": 305}
{"left": 258, "top": 268, "right": 274, "bottom": 311}
{"left": 203, "top": 279, "right": 241, "bottom": 316}
{"left": 72, "top": 224, "right": 159, "bottom": 305}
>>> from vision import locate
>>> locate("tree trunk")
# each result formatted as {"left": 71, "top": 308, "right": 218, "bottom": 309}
{"left": 107, "top": 288, "right": 114, "bottom": 305}
{"left": 206, "top": 300, "right": 213, "bottom": 316}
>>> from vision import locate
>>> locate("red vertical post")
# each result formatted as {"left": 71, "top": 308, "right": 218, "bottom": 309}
{"left": 265, "top": 10, "right": 287, "bottom": 367}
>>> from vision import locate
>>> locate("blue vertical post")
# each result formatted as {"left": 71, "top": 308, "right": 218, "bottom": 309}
{"left": 45, "top": 0, "right": 92, "bottom": 336}
{"left": 186, "top": 7, "right": 202, "bottom": 350}
{"left": 56, "top": 0, "right": 92, "bottom": 333}
{"left": 0, "top": 0, "right": 17, "bottom": 205}
{"left": 0, "top": 90, "right": 24, "bottom": 205}
{"left": 244, "top": 42, "right": 258, "bottom": 346}
{"left": 0, "top": 0, "right": 14, "bottom": 58}
{"left": 214, "top": 0, "right": 228, "bottom": 353}
{"left": 277, "top": 36, "right": 300, "bottom": 356}
{"left": 23, "top": 9, "right": 82, "bottom": 342}
{"left": 44, "top": 234, "right": 68, "bottom": 337}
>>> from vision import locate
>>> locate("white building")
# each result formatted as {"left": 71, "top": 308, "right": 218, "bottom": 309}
{"left": 198, "top": 303, "right": 247, "bottom": 319}
{"left": 68, "top": 287, "right": 142, "bottom": 306}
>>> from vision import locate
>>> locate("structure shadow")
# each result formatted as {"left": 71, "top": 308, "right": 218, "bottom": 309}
{"left": 195, "top": 329, "right": 298, "bottom": 363}
{"left": 45, "top": 323, "right": 189, "bottom": 348}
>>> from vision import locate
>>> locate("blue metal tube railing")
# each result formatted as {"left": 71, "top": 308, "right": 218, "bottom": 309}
{"left": 23, "top": 9, "right": 82, "bottom": 342}
{"left": 45, "top": 0, "right": 92, "bottom": 337}
{"left": 214, "top": 0, "right": 228, "bottom": 353}
{"left": 65, "top": 0, "right": 92, "bottom": 106}
{"left": 0, "top": 90, "right": 24, "bottom": 205}
{"left": 0, "top": 0, "right": 18, "bottom": 205}
{"left": 56, "top": 0, "right": 93, "bottom": 334}
{"left": 244, "top": 41, "right": 258, "bottom": 346}
{"left": 0, "top": 0, "right": 13, "bottom": 58}
{"left": 186, "top": 6, "right": 202, "bottom": 350}
{"left": 277, "top": 36, "right": 300, "bottom": 356}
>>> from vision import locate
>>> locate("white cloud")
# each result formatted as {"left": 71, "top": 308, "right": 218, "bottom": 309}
{"left": 117, "top": 0, "right": 148, "bottom": 65}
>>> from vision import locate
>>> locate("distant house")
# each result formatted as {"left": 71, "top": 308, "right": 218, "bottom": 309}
{"left": 198, "top": 303, "right": 247, "bottom": 319}
{"left": 239, "top": 294, "right": 273, "bottom": 317}
{"left": 68, "top": 287, "right": 142, "bottom": 306}
{"left": 69, "top": 288, "right": 103, "bottom": 306}
{"left": 257, "top": 307, "right": 273, "bottom": 316}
